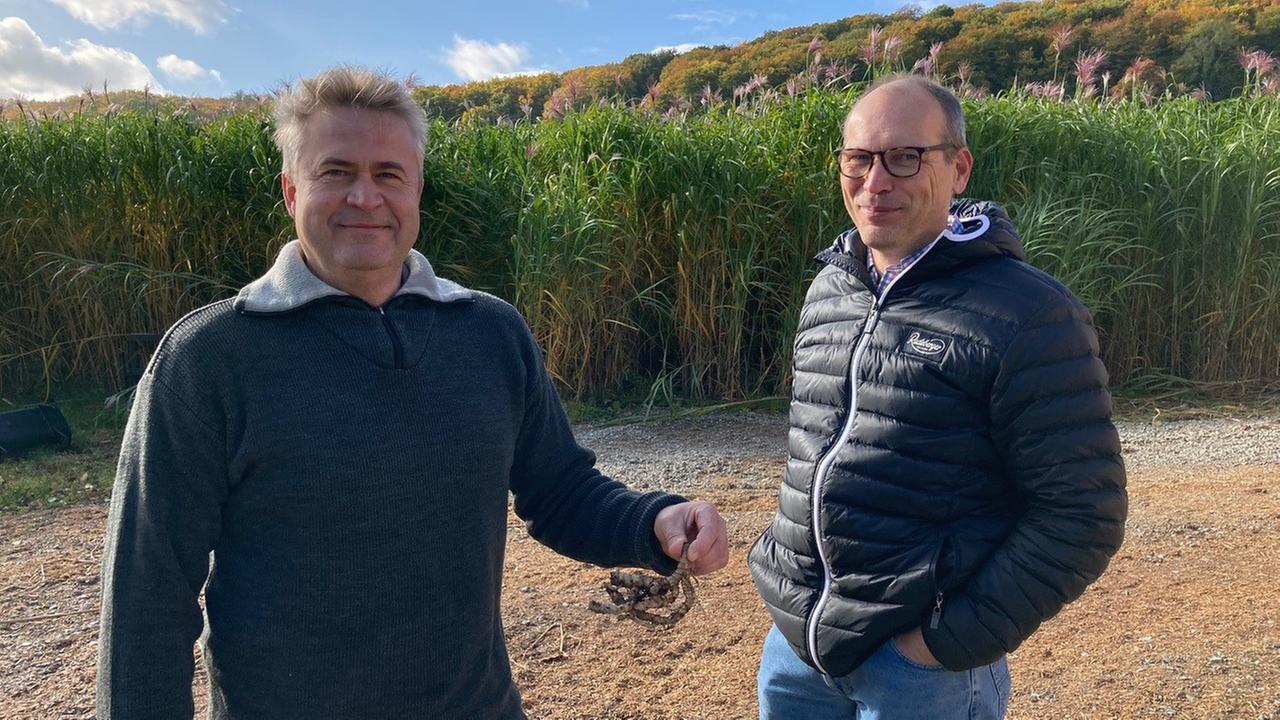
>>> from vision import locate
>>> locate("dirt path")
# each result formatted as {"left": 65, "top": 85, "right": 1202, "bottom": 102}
{"left": 2, "top": 413, "right": 1279, "bottom": 719}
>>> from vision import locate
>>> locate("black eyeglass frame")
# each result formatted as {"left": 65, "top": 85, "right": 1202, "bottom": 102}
{"left": 833, "top": 143, "right": 958, "bottom": 179}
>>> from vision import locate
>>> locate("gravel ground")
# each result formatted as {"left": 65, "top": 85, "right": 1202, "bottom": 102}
{"left": 578, "top": 410, "right": 1280, "bottom": 494}
{"left": 1113, "top": 415, "right": 1280, "bottom": 471}
{"left": 2, "top": 410, "right": 1279, "bottom": 719}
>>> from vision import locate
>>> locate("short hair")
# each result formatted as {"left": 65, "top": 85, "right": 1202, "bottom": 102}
{"left": 842, "top": 73, "right": 967, "bottom": 150}
{"left": 273, "top": 66, "right": 427, "bottom": 176}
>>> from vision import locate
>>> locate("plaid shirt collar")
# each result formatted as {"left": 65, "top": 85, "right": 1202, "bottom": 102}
{"left": 867, "top": 216, "right": 962, "bottom": 296}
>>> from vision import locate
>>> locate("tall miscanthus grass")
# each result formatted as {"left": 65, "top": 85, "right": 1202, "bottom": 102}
{"left": 968, "top": 95, "right": 1280, "bottom": 387}
{"left": 415, "top": 95, "right": 845, "bottom": 400}
{"left": 508, "top": 114, "right": 644, "bottom": 395}
{"left": 2, "top": 92, "right": 1278, "bottom": 401}
{"left": 0, "top": 109, "right": 290, "bottom": 394}
{"left": 563, "top": 99, "right": 831, "bottom": 400}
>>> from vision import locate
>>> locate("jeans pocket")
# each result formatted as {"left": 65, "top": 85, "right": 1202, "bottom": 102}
{"left": 888, "top": 637, "right": 947, "bottom": 672}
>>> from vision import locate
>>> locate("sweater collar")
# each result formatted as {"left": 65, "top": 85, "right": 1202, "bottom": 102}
{"left": 234, "top": 240, "right": 474, "bottom": 313}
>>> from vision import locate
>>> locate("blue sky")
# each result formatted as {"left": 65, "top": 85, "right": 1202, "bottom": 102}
{"left": 0, "top": 0, "right": 953, "bottom": 100}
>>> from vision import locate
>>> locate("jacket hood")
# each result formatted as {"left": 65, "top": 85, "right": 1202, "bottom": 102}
{"left": 816, "top": 198, "right": 1025, "bottom": 279}
{"left": 233, "top": 240, "right": 474, "bottom": 313}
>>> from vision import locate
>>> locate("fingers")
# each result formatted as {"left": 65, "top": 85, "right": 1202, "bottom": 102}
{"left": 685, "top": 503, "right": 715, "bottom": 560}
{"left": 653, "top": 500, "right": 729, "bottom": 574}
{"left": 684, "top": 502, "right": 729, "bottom": 575}
{"left": 664, "top": 532, "right": 688, "bottom": 561}
{"left": 653, "top": 504, "right": 691, "bottom": 560}
{"left": 689, "top": 527, "right": 728, "bottom": 576}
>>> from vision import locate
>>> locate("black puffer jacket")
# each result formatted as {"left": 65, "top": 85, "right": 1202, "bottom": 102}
{"left": 748, "top": 199, "right": 1127, "bottom": 677}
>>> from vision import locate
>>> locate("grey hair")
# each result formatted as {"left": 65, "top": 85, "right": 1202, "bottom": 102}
{"left": 842, "top": 73, "right": 967, "bottom": 150}
{"left": 273, "top": 66, "right": 427, "bottom": 176}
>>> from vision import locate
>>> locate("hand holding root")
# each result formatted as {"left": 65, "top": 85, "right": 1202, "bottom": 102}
{"left": 587, "top": 544, "right": 696, "bottom": 628}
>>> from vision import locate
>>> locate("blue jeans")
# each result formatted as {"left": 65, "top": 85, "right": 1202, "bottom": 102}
{"left": 757, "top": 624, "right": 1011, "bottom": 720}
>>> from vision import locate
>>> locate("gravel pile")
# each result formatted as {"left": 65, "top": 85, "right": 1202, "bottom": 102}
{"left": 576, "top": 411, "right": 1280, "bottom": 494}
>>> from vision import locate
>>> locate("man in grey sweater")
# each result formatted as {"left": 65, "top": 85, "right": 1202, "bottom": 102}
{"left": 96, "top": 66, "right": 729, "bottom": 719}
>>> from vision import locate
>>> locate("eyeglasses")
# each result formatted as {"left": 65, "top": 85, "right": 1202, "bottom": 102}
{"left": 833, "top": 144, "right": 957, "bottom": 179}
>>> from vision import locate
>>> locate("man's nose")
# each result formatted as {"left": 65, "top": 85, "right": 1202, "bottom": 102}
{"left": 345, "top": 175, "right": 385, "bottom": 209}
{"left": 862, "top": 156, "right": 894, "bottom": 193}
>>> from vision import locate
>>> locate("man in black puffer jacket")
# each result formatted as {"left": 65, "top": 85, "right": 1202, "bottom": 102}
{"left": 748, "top": 74, "right": 1127, "bottom": 719}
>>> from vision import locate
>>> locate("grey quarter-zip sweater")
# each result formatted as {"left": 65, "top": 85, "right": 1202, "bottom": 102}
{"left": 97, "top": 241, "right": 685, "bottom": 719}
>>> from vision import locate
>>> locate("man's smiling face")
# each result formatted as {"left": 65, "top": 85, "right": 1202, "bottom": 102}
{"left": 840, "top": 83, "right": 973, "bottom": 267}
{"left": 282, "top": 107, "right": 423, "bottom": 296}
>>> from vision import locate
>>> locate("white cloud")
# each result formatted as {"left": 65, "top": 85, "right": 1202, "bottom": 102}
{"left": 444, "top": 35, "right": 544, "bottom": 82}
{"left": 653, "top": 43, "right": 702, "bottom": 55}
{"left": 157, "top": 53, "right": 221, "bottom": 82}
{"left": 0, "top": 16, "right": 167, "bottom": 100}
{"left": 670, "top": 10, "right": 755, "bottom": 26}
{"left": 47, "top": 0, "right": 231, "bottom": 33}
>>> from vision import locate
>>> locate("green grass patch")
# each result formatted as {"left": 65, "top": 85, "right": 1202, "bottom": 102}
{"left": 0, "top": 427, "right": 119, "bottom": 512}
{"left": 0, "top": 385, "right": 129, "bottom": 512}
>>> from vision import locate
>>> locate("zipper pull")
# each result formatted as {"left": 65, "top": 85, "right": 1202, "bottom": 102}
{"left": 930, "top": 592, "right": 944, "bottom": 630}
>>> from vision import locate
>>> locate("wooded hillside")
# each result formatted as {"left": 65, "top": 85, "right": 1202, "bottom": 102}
{"left": 414, "top": 0, "right": 1280, "bottom": 120}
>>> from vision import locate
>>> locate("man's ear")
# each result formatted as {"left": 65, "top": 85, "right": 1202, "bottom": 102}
{"left": 952, "top": 147, "right": 974, "bottom": 194}
{"left": 282, "top": 172, "right": 298, "bottom": 219}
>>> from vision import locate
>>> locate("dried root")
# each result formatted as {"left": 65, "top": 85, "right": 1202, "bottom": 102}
{"left": 588, "top": 544, "right": 696, "bottom": 629}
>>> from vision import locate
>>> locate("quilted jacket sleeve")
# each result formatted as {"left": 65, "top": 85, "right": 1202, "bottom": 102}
{"left": 922, "top": 296, "right": 1128, "bottom": 670}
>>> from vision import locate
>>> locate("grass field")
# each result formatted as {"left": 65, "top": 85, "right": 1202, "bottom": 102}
{"left": 2, "top": 91, "right": 1278, "bottom": 402}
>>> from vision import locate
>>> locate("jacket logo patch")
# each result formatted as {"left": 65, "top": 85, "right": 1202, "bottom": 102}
{"left": 901, "top": 331, "right": 950, "bottom": 362}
